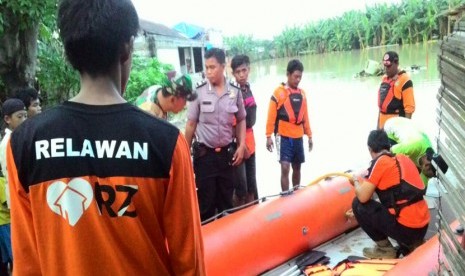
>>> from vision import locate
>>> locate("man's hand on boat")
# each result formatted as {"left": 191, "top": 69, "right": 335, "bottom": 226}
{"left": 345, "top": 209, "right": 355, "bottom": 219}
{"left": 347, "top": 171, "right": 364, "bottom": 186}
{"left": 266, "top": 137, "right": 274, "bottom": 152}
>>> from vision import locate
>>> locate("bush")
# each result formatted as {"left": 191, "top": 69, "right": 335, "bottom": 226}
{"left": 124, "top": 55, "right": 173, "bottom": 104}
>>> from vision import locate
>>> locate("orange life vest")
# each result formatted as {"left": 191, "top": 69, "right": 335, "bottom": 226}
{"left": 376, "top": 154, "right": 426, "bottom": 217}
{"left": 378, "top": 71, "right": 407, "bottom": 115}
{"left": 274, "top": 85, "right": 306, "bottom": 133}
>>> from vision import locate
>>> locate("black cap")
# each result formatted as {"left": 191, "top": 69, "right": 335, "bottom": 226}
{"left": 2, "top": 98, "right": 26, "bottom": 116}
{"left": 426, "top": 148, "right": 448, "bottom": 175}
{"left": 383, "top": 51, "right": 399, "bottom": 66}
{"left": 432, "top": 154, "right": 448, "bottom": 174}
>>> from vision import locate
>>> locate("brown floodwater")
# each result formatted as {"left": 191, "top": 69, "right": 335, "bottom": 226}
{"left": 249, "top": 43, "right": 441, "bottom": 197}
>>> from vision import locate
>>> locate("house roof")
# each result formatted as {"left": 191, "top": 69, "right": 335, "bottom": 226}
{"left": 139, "top": 19, "right": 187, "bottom": 39}
{"left": 173, "top": 22, "right": 205, "bottom": 39}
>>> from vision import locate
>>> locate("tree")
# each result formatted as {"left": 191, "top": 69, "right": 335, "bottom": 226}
{"left": 36, "top": 22, "right": 80, "bottom": 105}
{"left": 0, "top": 0, "right": 56, "bottom": 100}
{"left": 224, "top": 35, "right": 255, "bottom": 58}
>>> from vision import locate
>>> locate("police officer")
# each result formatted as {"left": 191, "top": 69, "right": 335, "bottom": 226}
{"left": 185, "top": 48, "right": 246, "bottom": 222}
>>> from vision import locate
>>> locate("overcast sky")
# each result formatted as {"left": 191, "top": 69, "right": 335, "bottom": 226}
{"left": 132, "top": 0, "right": 400, "bottom": 39}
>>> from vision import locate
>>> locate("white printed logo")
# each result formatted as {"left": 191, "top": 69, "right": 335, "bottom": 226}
{"left": 47, "top": 178, "right": 94, "bottom": 226}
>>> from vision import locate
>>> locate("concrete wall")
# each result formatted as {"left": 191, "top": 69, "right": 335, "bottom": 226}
{"left": 157, "top": 48, "right": 181, "bottom": 73}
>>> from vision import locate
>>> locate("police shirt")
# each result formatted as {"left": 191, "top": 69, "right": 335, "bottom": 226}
{"left": 187, "top": 79, "right": 246, "bottom": 148}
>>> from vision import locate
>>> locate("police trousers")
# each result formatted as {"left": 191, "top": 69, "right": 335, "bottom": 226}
{"left": 194, "top": 146, "right": 234, "bottom": 222}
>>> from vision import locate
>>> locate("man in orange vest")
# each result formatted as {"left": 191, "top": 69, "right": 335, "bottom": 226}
{"left": 266, "top": 59, "right": 313, "bottom": 192}
{"left": 377, "top": 51, "right": 415, "bottom": 129}
{"left": 351, "top": 129, "right": 429, "bottom": 258}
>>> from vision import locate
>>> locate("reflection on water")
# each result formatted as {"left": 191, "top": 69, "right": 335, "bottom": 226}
{"left": 250, "top": 43, "right": 441, "bottom": 197}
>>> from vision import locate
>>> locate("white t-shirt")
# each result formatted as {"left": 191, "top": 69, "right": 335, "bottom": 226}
{"left": 0, "top": 128, "right": 12, "bottom": 208}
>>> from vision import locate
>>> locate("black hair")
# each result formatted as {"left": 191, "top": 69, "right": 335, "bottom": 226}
{"left": 13, "top": 87, "right": 40, "bottom": 108}
{"left": 204, "top": 48, "right": 225, "bottom": 64}
{"left": 58, "top": 0, "right": 139, "bottom": 77}
{"left": 367, "top": 129, "right": 391, "bottom": 153}
{"left": 230, "top": 55, "right": 250, "bottom": 71}
{"left": 287, "top": 59, "right": 304, "bottom": 74}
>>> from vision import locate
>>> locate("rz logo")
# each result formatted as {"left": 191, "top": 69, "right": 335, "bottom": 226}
{"left": 47, "top": 178, "right": 138, "bottom": 226}
{"left": 94, "top": 182, "right": 138, "bottom": 218}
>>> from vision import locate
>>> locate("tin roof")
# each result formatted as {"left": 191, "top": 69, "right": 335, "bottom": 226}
{"left": 139, "top": 19, "right": 188, "bottom": 40}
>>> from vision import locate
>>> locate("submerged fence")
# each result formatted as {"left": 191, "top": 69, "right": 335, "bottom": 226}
{"left": 436, "top": 15, "right": 465, "bottom": 276}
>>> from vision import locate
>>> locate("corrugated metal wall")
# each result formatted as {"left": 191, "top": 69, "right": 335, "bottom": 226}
{"left": 436, "top": 14, "right": 465, "bottom": 276}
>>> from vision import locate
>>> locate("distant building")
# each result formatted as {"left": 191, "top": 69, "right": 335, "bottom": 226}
{"left": 135, "top": 19, "right": 226, "bottom": 83}
{"left": 437, "top": 3, "right": 465, "bottom": 39}
{"left": 135, "top": 19, "right": 205, "bottom": 75}
{"left": 205, "top": 28, "right": 224, "bottom": 49}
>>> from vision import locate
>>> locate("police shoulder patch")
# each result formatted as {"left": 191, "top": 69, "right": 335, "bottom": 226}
{"left": 196, "top": 80, "right": 207, "bottom": 88}
{"left": 229, "top": 80, "right": 240, "bottom": 89}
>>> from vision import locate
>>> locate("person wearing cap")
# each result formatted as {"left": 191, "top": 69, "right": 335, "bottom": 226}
{"left": 377, "top": 51, "right": 415, "bottom": 129}
{"left": 7, "top": 1, "right": 205, "bottom": 275}
{"left": 13, "top": 87, "right": 42, "bottom": 118}
{"left": 185, "top": 47, "right": 247, "bottom": 222}
{"left": 0, "top": 98, "right": 27, "bottom": 273}
{"left": 145, "top": 71, "right": 197, "bottom": 120}
{"left": 384, "top": 117, "right": 448, "bottom": 186}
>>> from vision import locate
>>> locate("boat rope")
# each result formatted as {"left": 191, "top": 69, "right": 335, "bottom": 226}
{"left": 201, "top": 172, "right": 354, "bottom": 225}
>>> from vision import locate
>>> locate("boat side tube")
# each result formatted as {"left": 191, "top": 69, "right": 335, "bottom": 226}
{"left": 386, "top": 220, "right": 462, "bottom": 275}
{"left": 202, "top": 176, "right": 358, "bottom": 276}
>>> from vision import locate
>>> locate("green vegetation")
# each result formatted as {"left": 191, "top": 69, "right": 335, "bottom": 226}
{"left": 125, "top": 56, "right": 173, "bottom": 104}
{"left": 0, "top": 0, "right": 171, "bottom": 106}
{"left": 0, "top": 0, "right": 56, "bottom": 97}
{"left": 226, "top": 0, "right": 465, "bottom": 59}
{"left": 36, "top": 22, "right": 80, "bottom": 105}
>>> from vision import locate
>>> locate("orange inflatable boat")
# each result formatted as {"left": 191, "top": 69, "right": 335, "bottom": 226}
{"left": 202, "top": 175, "right": 358, "bottom": 276}
{"left": 385, "top": 220, "right": 462, "bottom": 275}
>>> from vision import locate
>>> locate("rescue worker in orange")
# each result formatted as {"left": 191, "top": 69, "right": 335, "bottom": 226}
{"left": 351, "top": 129, "right": 429, "bottom": 259}
{"left": 266, "top": 59, "right": 313, "bottom": 192}
{"left": 377, "top": 51, "right": 415, "bottom": 129}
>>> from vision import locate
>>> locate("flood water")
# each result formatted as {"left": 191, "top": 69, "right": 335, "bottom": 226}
{"left": 248, "top": 43, "right": 441, "bottom": 197}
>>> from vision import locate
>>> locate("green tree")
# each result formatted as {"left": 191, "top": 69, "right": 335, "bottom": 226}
{"left": 225, "top": 35, "right": 255, "bottom": 58}
{"left": 36, "top": 22, "right": 80, "bottom": 105}
{"left": 341, "top": 10, "right": 366, "bottom": 50}
{"left": 274, "top": 26, "right": 304, "bottom": 57}
{"left": 366, "top": 3, "right": 394, "bottom": 46}
{"left": 0, "top": 0, "right": 56, "bottom": 99}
